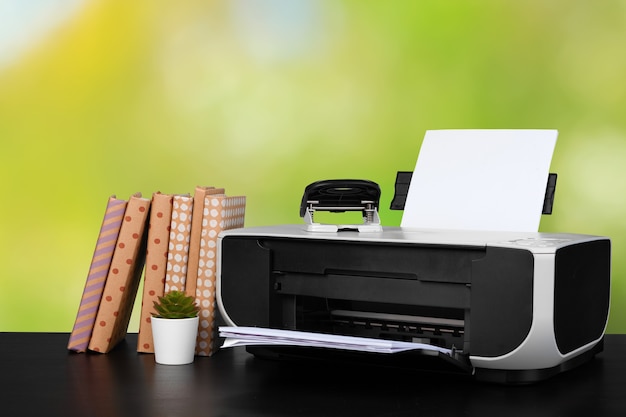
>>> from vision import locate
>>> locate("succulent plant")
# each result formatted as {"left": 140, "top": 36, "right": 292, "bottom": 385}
{"left": 152, "top": 290, "right": 200, "bottom": 319}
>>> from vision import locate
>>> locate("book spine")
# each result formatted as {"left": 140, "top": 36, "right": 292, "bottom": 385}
{"left": 195, "top": 195, "right": 246, "bottom": 356}
{"left": 137, "top": 192, "right": 173, "bottom": 353}
{"left": 185, "top": 186, "right": 225, "bottom": 299}
{"left": 67, "top": 196, "right": 127, "bottom": 352}
{"left": 164, "top": 195, "right": 194, "bottom": 293}
{"left": 88, "top": 193, "right": 151, "bottom": 353}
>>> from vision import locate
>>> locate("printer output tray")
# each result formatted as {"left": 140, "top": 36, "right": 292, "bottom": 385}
{"left": 246, "top": 344, "right": 474, "bottom": 378}
{"left": 244, "top": 337, "right": 604, "bottom": 384}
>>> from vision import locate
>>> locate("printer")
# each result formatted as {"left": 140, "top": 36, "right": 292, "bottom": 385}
{"left": 216, "top": 180, "right": 611, "bottom": 384}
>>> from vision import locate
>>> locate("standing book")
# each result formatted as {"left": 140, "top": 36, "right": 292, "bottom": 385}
{"left": 67, "top": 196, "right": 127, "bottom": 352}
{"left": 195, "top": 194, "right": 246, "bottom": 356}
{"left": 164, "top": 194, "right": 194, "bottom": 293}
{"left": 88, "top": 193, "right": 151, "bottom": 353}
{"left": 185, "top": 186, "right": 225, "bottom": 299}
{"left": 137, "top": 192, "right": 173, "bottom": 353}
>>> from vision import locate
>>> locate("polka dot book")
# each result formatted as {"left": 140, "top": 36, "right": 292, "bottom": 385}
{"left": 164, "top": 194, "right": 194, "bottom": 294}
{"left": 136, "top": 192, "right": 173, "bottom": 354}
{"left": 195, "top": 194, "right": 246, "bottom": 356}
{"left": 184, "top": 186, "right": 225, "bottom": 300}
{"left": 136, "top": 187, "right": 226, "bottom": 353}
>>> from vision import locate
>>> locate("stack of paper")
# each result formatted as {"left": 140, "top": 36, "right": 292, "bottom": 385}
{"left": 219, "top": 326, "right": 452, "bottom": 355}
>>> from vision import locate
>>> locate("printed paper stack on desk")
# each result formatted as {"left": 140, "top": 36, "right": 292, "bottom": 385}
{"left": 219, "top": 326, "right": 452, "bottom": 355}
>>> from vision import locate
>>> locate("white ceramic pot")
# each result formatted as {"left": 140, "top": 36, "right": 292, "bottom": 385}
{"left": 151, "top": 316, "right": 199, "bottom": 365}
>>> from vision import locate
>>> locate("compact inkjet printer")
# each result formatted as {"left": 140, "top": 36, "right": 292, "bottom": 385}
{"left": 216, "top": 179, "right": 611, "bottom": 384}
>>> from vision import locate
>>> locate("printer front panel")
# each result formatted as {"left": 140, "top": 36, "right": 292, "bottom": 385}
{"left": 469, "top": 247, "right": 535, "bottom": 358}
{"left": 218, "top": 236, "right": 275, "bottom": 328}
{"left": 219, "top": 234, "right": 488, "bottom": 353}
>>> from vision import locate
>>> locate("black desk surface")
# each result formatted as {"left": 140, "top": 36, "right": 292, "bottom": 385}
{"left": 1, "top": 333, "right": 624, "bottom": 417}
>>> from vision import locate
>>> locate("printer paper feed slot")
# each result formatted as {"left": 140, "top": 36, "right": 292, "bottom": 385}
{"left": 329, "top": 309, "right": 465, "bottom": 345}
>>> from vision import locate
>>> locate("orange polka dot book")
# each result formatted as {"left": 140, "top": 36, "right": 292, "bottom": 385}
{"left": 67, "top": 187, "right": 246, "bottom": 356}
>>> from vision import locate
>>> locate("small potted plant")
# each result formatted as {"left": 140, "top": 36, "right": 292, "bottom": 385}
{"left": 151, "top": 290, "right": 200, "bottom": 365}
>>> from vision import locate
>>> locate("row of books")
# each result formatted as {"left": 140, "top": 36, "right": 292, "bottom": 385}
{"left": 67, "top": 186, "right": 246, "bottom": 356}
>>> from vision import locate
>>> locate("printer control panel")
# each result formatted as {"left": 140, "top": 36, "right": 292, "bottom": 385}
{"left": 508, "top": 237, "right": 572, "bottom": 248}
{"left": 496, "top": 237, "right": 574, "bottom": 251}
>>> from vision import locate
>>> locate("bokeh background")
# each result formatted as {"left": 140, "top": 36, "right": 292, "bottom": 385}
{"left": 1, "top": 0, "right": 624, "bottom": 333}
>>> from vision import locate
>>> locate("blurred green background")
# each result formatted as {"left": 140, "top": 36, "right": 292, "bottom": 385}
{"left": 1, "top": 0, "right": 624, "bottom": 333}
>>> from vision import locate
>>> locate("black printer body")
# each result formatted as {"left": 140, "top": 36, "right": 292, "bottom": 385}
{"left": 216, "top": 225, "right": 611, "bottom": 384}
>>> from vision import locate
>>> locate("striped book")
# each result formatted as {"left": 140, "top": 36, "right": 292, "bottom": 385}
{"left": 67, "top": 196, "right": 127, "bottom": 352}
{"left": 88, "top": 193, "right": 151, "bottom": 353}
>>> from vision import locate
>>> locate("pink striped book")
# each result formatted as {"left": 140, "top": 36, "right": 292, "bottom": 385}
{"left": 88, "top": 193, "right": 151, "bottom": 353}
{"left": 67, "top": 196, "right": 127, "bottom": 352}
